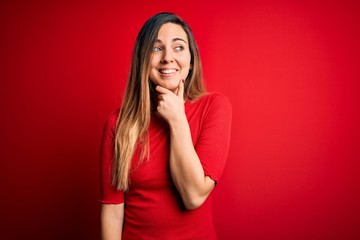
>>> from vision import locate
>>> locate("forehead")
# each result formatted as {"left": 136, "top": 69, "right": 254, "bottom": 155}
{"left": 157, "top": 23, "right": 188, "bottom": 42}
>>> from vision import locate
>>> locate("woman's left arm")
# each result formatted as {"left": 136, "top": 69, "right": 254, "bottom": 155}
{"left": 156, "top": 80, "right": 230, "bottom": 210}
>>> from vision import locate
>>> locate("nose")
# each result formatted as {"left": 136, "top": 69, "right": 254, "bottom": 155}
{"left": 160, "top": 49, "right": 174, "bottom": 63}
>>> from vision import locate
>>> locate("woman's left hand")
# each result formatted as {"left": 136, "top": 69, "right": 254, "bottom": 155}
{"left": 155, "top": 79, "right": 186, "bottom": 124}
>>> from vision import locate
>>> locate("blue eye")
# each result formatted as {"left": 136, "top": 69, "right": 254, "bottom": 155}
{"left": 175, "top": 46, "right": 184, "bottom": 51}
{"left": 154, "top": 46, "right": 162, "bottom": 52}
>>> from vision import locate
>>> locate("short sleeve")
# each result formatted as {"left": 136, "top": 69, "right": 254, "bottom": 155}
{"left": 195, "top": 94, "right": 232, "bottom": 183}
{"left": 99, "top": 110, "right": 125, "bottom": 204}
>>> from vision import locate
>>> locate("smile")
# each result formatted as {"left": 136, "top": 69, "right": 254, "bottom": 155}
{"left": 158, "top": 69, "right": 178, "bottom": 75}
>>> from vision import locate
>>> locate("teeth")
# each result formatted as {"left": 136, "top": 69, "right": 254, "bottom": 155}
{"left": 160, "top": 69, "right": 176, "bottom": 74}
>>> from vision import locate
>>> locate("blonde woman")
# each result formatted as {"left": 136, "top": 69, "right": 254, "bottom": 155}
{"left": 100, "top": 12, "right": 232, "bottom": 240}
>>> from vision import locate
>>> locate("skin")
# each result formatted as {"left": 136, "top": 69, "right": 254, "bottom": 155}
{"left": 156, "top": 81, "right": 215, "bottom": 209}
{"left": 101, "top": 22, "right": 214, "bottom": 240}
{"left": 152, "top": 23, "right": 215, "bottom": 209}
{"left": 149, "top": 23, "right": 192, "bottom": 92}
{"left": 101, "top": 203, "right": 124, "bottom": 240}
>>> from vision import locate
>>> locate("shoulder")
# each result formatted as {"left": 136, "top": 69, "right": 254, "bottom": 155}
{"left": 186, "top": 92, "right": 232, "bottom": 121}
{"left": 202, "top": 92, "right": 231, "bottom": 106}
{"left": 193, "top": 92, "right": 232, "bottom": 112}
{"left": 103, "top": 109, "right": 120, "bottom": 134}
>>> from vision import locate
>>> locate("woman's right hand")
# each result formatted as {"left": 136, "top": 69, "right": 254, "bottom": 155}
{"left": 155, "top": 79, "right": 186, "bottom": 125}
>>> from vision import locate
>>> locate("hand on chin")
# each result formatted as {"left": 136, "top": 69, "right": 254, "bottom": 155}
{"left": 157, "top": 81, "right": 178, "bottom": 93}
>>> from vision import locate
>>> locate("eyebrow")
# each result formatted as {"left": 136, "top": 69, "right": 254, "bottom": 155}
{"left": 154, "top": 38, "right": 188, "bottom": 44}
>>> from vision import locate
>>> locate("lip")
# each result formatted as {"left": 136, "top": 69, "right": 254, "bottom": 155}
{"left": 158, "top": 68, "right": 179, "bottom": 76}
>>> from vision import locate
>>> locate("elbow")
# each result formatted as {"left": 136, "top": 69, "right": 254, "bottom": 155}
{"left": 180, "top": 180, "right": 215, "bottom": 210}
{"left": 183, "top": 195, "right": 207, "bottom": 210}
{"left": 176, "top": 176, "right": 215, "bottom": 210}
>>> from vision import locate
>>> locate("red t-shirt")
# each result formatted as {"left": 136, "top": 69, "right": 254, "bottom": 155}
{"left": 100, "top": 92, "right": 232, "bottom": 240}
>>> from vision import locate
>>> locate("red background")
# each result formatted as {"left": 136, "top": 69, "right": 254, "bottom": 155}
{"left": 1, "top": 0, "right": 359, "bottom": 239}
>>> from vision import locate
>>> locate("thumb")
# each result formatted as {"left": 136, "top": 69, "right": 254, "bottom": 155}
{"left": 176, "top": 79, "right": 185, "bottom": 99}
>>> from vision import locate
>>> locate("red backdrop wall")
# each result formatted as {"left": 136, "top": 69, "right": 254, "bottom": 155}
{"left": 1, "top": 0, "right": 359, "bottom": 239}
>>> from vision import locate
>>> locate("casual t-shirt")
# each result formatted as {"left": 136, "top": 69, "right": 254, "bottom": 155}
{"left": 100, "top": 92, "right": 232, "bottom": 240}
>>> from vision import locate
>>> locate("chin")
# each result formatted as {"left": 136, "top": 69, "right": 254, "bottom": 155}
{"left": 158, "top": 82, "right": 178, "bottom": 91}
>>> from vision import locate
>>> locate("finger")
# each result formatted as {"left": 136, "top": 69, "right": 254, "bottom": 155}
{"left": 155, "top": 85, "right": 172, "bottom": 94}
{"left": 174, "top": 80, "right": 180, "bottom": 95}
{"left": 176, "top": 79, "right": 185, "bottom": 99}
{"left": 157, "top": 94, "right": 164, "bottom": 100}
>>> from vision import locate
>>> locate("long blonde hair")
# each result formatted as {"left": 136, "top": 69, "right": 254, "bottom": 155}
{"left": 113, "top": 12, "right": 207, "bottom": 191}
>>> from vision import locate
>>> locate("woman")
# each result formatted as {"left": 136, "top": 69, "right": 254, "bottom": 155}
{"left": 100, "top": 12, "right": 232, "bottom": 239}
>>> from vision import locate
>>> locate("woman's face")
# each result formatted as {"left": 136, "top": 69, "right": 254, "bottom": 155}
{"left": 149, "top": 23, "right": 191, "bottom": 92}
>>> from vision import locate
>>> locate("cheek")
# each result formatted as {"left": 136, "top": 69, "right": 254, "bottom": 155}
{"left": 180, "top": 63, "right": 191, "bottom": 79}
{"left": 150, "top": 54, "right": 160, "bottom": 68}
{"left": 181, "top": 54, "right": 191, "bottom": 69}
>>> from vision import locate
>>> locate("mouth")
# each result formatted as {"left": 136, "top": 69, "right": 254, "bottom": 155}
{"left": 158, "top": 68, "right": 178, "bottom": 76}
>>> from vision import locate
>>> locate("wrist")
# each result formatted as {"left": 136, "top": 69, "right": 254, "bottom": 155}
{"left": 168, "top": 113, "right": 188, "bottom": 130}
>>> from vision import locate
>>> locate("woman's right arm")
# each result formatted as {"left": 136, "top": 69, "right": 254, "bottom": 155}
{"left": 101, "top": 203, "right": 124, "bottom": 240}
{"left": 100, "top": 112, "right": 125, "bottom": 239}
